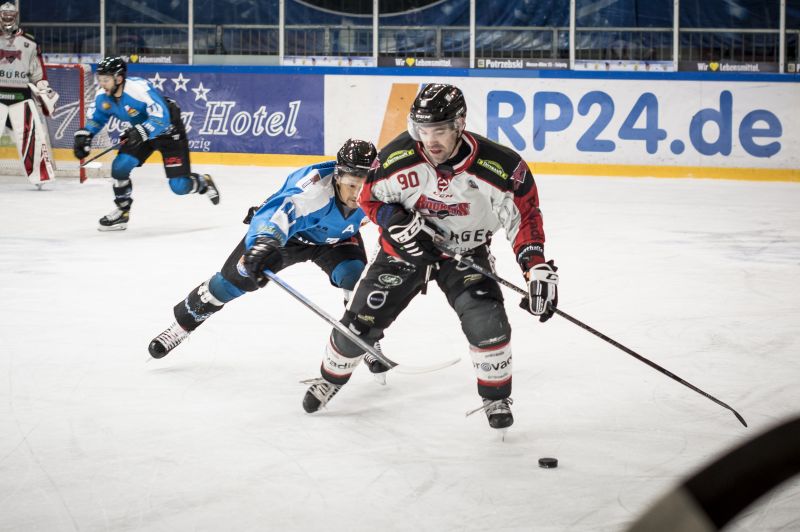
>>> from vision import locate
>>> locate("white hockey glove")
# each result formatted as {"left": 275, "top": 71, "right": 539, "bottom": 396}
{"left": 522, "top": 260, "right": 559, "bottom": 322}
{"left": 378, "top": 204, "right": 440, "bottom": 265}
{"left": 29, "top": 79, "right": 59, "bottom": 116}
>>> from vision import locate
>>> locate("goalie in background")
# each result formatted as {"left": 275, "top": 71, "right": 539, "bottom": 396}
{"left": 73, "top": 56, "right": 219, "bottom": 231}
{"left": 0, "top": 2, "right": 60, "bottom": 188}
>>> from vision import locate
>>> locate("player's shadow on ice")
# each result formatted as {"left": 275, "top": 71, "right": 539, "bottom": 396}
{"left": 101, "top": 225, "right": 222, "bottom": 239}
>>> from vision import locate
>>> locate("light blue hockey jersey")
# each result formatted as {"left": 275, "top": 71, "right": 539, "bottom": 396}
{"left": 245, "top": 161, "right": 367, "bottom": 248}
{"left": 84, "top": 77, "right": 171, "bottom": 138}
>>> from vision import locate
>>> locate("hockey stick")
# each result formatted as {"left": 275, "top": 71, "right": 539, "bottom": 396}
{"left": 262, "top": 269, "right": 460, "bottom": 375}
{"left": 421, "top": 229, "right": 747, "bottom": 427}
{"left": 80, "top": 139, "right": 126, "bottom": 169}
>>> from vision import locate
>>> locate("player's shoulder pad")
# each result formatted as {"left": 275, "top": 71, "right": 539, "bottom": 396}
{"left": 290, "top": 160, "right": 336, "bottom": 191}
{"left": 18, "top": 29, "right": 37, "bottom": 42}
{"left": 467, "top": 132, "right": 530, "bottom": 190}
{"left": 123, "top": 77, "right": 159, "bottom": 102}
{"left": 376, "top": 132, "right": 420, "bottom": 175}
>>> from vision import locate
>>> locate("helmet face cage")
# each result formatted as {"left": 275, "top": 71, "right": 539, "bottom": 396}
{"left": 0, "top": 2, "right": 17, "bottom": 33}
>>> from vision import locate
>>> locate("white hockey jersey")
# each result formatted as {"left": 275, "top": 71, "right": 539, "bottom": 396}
{"left": 361, "top": 131, "right": 546, "bottom": 261}
{"left": 0, "top": 30, "right": 46, "bottom": 93}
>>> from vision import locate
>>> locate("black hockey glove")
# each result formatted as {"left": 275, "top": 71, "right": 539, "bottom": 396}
{"left": 377, "top": 204, "right": 441, "bottom": 265}
{"left": 520, "top": 259, "right": 559, "bottom": 322}
{"left": 73, "top": 129, "right": 93, "bottom": 159}
{"left": 120, "top": 124, "right": 149, "bottom": 150}
{"left": 242, "top": 237, "right": 281, "bottom": 283}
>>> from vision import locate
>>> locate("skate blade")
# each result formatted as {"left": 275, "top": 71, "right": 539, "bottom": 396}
{"left": 495, "top": 427, "right": 510, "bottom": 442}
{"left": 97, "top": 223, "right": 127, "bottom": 232}
{"left": 372, "top": 373, "right": 387, "bottom": 386}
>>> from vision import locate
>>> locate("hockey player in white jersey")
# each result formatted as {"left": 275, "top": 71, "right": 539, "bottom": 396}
{"left": 0, "top": 2, "right": 59, "bottom": 188}
{"left": 301, "top": 84, "right": 559, "bottom": 433}
{"left": 73, "top": 56, "right": 219, "bottom": 231}
{"left": 147, "top": 139, "right": 388, "bottom": 379}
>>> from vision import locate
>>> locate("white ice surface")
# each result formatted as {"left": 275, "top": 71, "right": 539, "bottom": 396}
{"left": 1, "top": 166, "right": 799, "bottom": 532}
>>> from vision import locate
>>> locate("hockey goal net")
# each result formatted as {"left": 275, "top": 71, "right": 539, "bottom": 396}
{"left": 0, "top": 63, "right": 112, "bottom": 182}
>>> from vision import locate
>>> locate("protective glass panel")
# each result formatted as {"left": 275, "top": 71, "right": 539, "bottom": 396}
{"left": 21, "top": 2, "right": 100, "bottom": 55}
{"left": 285, "top": 0, "right": 374, "bottom": 58}
{"left": 194, "top": 0, "right": 279, "bottom": 55}
{"left": 679, "top": 0, "right": 780, "bottom": 65}
{"left": 475, "top": 0, "right": 569, "bottom": 65}
{"left": 787, "top": 0, "right": 800, "bottom": 67}
{"left": 105, "top": 0, "right": 189, "bottom": 57}
{"left": 378, "top": 0, "right": 468, "bottom": 63}
{"left": 575, "top": 0, "right": 674, "bottom": 62}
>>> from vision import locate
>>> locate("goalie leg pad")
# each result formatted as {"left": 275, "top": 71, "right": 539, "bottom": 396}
{"left": 7, "top": 100, "right": 56, "bottom": 185}
{"left": 174, "top": 279, "right": 225, "bottom": 332}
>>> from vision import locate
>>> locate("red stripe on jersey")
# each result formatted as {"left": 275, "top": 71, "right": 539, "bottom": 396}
{"left": 509, "top": 160, "right": 546, "bottom": 258}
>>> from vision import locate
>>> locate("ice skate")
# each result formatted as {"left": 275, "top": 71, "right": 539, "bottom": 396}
{"left": 97, "top": 207, "right": 129, "bottom": 231}
{"left": 364, "top": 342, "right": 390, "bottom": 385}
{"left": 199, "top": 174, "right": 220, "bottom": 205}
{"left": 301, "top": 378, "right": 343, "bottom": 413}
{"left": 467, "top": 397, "right": 514, "bottom": 438}
{"left": 148, "top": 321, "right": 190, "bottom": 359}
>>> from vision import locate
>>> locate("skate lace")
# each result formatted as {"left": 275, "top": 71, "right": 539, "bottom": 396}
{"left": 300, "top": 378, "right": 342, "bottom": 406}
{"left": 102, "top": 207, "right": 130, "bottom": 223}
{"left": 465, "top": 397, "right": 513, "bottom": 418}
{"left": 154, "top": 322, "right": 189, "bottom": 350}
{"left": 364, "top": 343, "right": 389, "bottom": 372}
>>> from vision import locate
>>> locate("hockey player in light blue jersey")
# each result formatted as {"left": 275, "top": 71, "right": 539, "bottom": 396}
{"left": 148, "top": 139, "right": 388, "bottom": 376}
{"left": 72, "top": 56, "right": 219, "bottom": 231}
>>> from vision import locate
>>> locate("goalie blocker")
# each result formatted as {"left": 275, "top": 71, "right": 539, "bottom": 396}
{"left": 0, "top": 99, "right": 56, "bottom": 186}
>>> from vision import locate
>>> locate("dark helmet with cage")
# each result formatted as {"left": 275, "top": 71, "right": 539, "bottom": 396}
{"left": 407, "top": 83, "right": 467, "bottom": 141}
{"left": 0, "top": 2, "right": 18, "bottom": 35}
{"left": 335, "top": 138, "right": 377, "bottom": 181}
{"left": 97, "top": 56, "right": 127, "bottom": 78}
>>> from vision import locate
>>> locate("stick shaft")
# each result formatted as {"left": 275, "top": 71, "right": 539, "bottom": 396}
{"left": 427, "top": 239, "right": 747, "bottom": 427}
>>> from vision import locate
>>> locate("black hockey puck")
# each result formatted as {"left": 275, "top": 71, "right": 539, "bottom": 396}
{"left": 538, "top": 457, "right": 558, "bottom": 469}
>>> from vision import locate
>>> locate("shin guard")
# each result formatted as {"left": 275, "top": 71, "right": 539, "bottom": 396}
{"left": 320, "top": 335, "right": 364, "bottom": 385}
{"left": 174, "top": 279, "right": 225, "bottom": 331}
{"left": 470, "top": 342, "right": 512, "bottom": 400}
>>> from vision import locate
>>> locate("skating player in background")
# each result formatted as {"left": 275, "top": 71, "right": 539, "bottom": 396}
{"left": 148, "top": 139, "right": 389, "bottom": 379}
{"left": 73, "top": 56, "right": 219, "bottom": 231}
{"left": 301, "top": 84, "right": 559, "bottom": 433}
{"left": 0, "top": 2, "right": 60, "bottom": 188}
